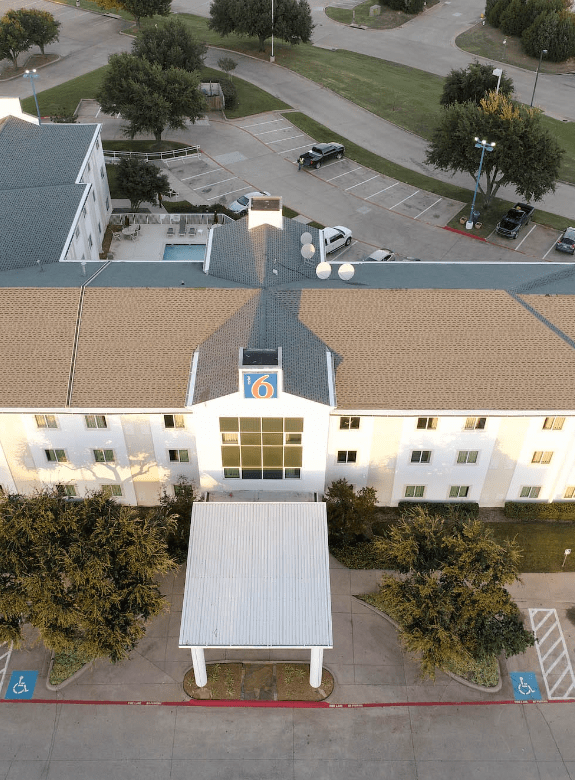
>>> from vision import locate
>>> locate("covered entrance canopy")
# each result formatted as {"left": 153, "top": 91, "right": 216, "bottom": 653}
{"left": 179, "top": 502, "right": 332, "bottom": 688}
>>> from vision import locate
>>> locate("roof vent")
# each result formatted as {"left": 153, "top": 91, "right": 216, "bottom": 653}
{"left": 248, "top": 196, "right": 282, "bottom": 230}
{"left": 241, "top": 348, "right": 279, "bottom": 367}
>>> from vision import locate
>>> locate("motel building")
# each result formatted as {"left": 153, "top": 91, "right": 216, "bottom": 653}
{"left": 4, "top": 99, "right": 575, "bottom": 685}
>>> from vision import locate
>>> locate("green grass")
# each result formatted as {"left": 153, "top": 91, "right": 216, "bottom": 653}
{"left": 49, "top": 644, "right": 94, "bottom": 686}
{"left": 21, "top": 65, "right": 108, "bottom": 117}
{"left": 53, "top": 0, "right": 136, "bottom": 22}
{"left": 331, "top": 521, "right": 575, "bottom": 573}
{"left": 101, "top": 139, "right": 190, "bottom": 152}
{"left": 200, "top": 67, "right": 290, "bottom": 118}
{"left": 324, "top": 0, "right": 419, "bottom": 29}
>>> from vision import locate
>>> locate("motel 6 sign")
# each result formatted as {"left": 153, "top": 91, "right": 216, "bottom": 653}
{"left": 243, "top": 372, "right": 278, "bottom": 399}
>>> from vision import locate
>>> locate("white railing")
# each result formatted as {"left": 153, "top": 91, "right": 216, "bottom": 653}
{"left": 104, "top": 146, "right": 200, "bottom": 164}
{"left": 109, "top": 212, "right": 233, "bottom": 226}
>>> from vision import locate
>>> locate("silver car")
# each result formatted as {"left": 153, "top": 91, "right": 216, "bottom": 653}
{"left": 555, "top": 227, "right": 575, "bottom": 255}
{"left": 228, "top": 190, "right": 271, "bottom": 216}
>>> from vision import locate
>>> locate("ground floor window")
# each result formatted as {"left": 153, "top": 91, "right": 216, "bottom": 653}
{"left": 520, "top": 486, "right": 541, "bottom": 498}
{"left": 220, "top": 417, "right": 303, "bottom": 479}
{"left": 405, "top": 485, "right": 425, "bottom": 498}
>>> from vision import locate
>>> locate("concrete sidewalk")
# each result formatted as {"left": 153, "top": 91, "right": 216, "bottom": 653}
{"left": 5, "top": 560, "right": 574, "bottom": 705}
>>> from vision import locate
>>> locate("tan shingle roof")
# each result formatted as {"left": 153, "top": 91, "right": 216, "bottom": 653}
{"left": 0, "top": 288, "right": 79, "bottom": 407}
{"left": 70, "top": 288, "right": 257, "bottom": 408}
{"left": 288, "top": 289, "right": 575, "bottom": 410}
{"left": 521, "top": 295, "right": 575, "bottom": 343}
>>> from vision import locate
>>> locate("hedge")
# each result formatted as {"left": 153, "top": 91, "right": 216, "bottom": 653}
{"left": 397, "top": 501, "right": 479, "bottom": 518}
{"left": 504, "top": 501, "right": 575, "bottom": 521}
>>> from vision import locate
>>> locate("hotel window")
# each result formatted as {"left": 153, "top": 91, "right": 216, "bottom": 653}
{"left": 88, "top": 234, "right": 93, "bottom": 249}
{"left": 35, "top": 414, "right": 58, "bottom": 429}
{"left": 169, "top": 449, "right": 189, "bottom": 462}
{"left": 337, "top": 451, "right": 357, "bottom": 463}
{"left": 45, "top": 449, "right": 67, "bottom": 463}
{"left": 543, "top": 417, "right": 565, "bottom": 430}
{"left": 98, "top": 221, "right": 101, "bottom": 234}
{"left": 564, "top": 487, "right": 575, "bottom": 499}
{"left": 449, "top": 486, "right": 470, "bottom": 498}
{"left": 457, "top": 450, "right": 478, "bottom": 464}
{"left": 520, "top": 486, "right": 541, "bottom": 498}
{"left": 92, "top": 190, "right": 96, "bottom": 202}
{"left": 102, "top": 485, "right": 122, "bottom": 497}
{"left": 340, "top": 416, "right": 360, "bottom": 430}
{"left": 411, "top": 450, "right": 431, "bottom": 463}
{"left": 87, "top": 162, "right": 91, "bottom": 172}
{"left": 220, "top": 417, "right": 303, "bottom": 480}
{"left": 94, "top": 449, "right": 115, "bottom": 463}
{"left": 464, "top": 417, "right": 486, "bottom": 430}
{"left": 61, "top": 484, "right": 78, "bottom": 497}
{"left": 417, "top": 417, "right": 437, "bottom": 430}
{"left": 100, "top": 165, "right": 105, "bottom": 179}
{"left": 96, "top": 138, "right": 100, "bottom": 149}
{"left": 75, "top": 225, "right": 80, "bottom": 239}
{"left": 405, "top": 485, "right": 425, "bottom": 498}
{"left": 85, "top": 414, "right": 107, "bottom": 429}
{"left": 164, "top": 414, "right": 185, "bottom": 428}
{"left": 532, "top": 451, "right": 553, "bottom": 464}
{"left": 82, "top": 206, "right": 87, "bottom": 218}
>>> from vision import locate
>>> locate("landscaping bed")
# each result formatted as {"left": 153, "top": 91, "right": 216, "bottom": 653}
{"left": 49, "top": 644, "right": 95, "bottom": 687}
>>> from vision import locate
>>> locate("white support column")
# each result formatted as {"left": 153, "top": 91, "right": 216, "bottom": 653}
{"left": 191, "top": 647, "right": 207, "bottom": 687}
{"left": 309, "top": 647, "right": 323, "bottom": 688}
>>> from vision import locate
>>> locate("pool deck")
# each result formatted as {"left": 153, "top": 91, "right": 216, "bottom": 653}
{"left": 109, "top": 222, "right": 209, "bottom": 262}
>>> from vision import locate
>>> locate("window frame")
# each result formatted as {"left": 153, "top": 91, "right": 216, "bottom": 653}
{"left": 101, "top": 484, "right": 122, "bottom": 497}
{"left": 220, "top": 417, "right": 303, "bottom": 480}
{"left": 35, "top": 414, "right": 58, "bottom": 429}
{"left": 85, "top": 414, "right": 107, "bottom": 429}
{"left": 457, "top": 450, "right": 478, "bottom": 464}
{"left": 164, "top": 414, "right": 185, "bottom": 429}
{"left": 464, "top": 417, "right": 486, "bottom": 430}
{"left": 543, "top": 416, "right": 565, "bottom": 430}
{"left": 405, "top": 485, "right": 425, "bottom": 498}
{"left": 449, "top": 485, "right": 470, "bottom": 498}
{"left": 531, "top": 451, "right": 553, "bottom": 464}
{"left": 93, "top": 448, "right": 115, "bottom": 463}
{"left": 416, "top": 417, "right": 437, "bottom": 430}
{"left": 410, "top": 450, "right": 431, "bottom": 464}
{"left": 337, "top": 450, "right": 357, "bottom": 464}
{"left": 169, "top": 449, "right": 190, "bottom": 463}
{"left": 339, "top": 416, "right": 360, "bottom": 430}
{"left": 45, "top": 449, "right": 67, "bottom": 463}
{"left": 520, "top": 486, "right": 541, "bottom": 499}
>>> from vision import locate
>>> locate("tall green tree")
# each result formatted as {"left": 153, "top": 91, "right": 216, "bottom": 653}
{"left": 0, "top": 490, "right": 177, "bottom": 662}
{"left": 373, "top": 508, "right": 534, "bottom": 679}
{"left": 116, "top": 156, "right": 170, "bottom": 211}
{"left": 522, "top": 9, "right": 575, "bottom": 62}
{"left": 93, "top": 0, "right": 171, "bottom": 27}
{"left": 18, "top": 9, "right": 60, "bottom": 54}
{"left": 0, "top": 10, "right": 32, "bottom": 67}
{"left": 132, "top": 17, "right": 207, "bottom": 71}
{"left": 426, "top": 92, "right": 563, "bottom": 208}
{"left": 97, "top": 52, "right": 206, "bottom": 142}
{"left": 440, "top": 61, "right": 514, "bottom": 106}
{"left": 325, "top": 478, "right": 377, "bottom": 546}
{"left": 209, "top": 0, "right": 313, "bottom": 51}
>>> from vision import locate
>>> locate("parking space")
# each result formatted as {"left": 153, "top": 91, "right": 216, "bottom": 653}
{"left": 488, "top": 223, "right": 565, "bottom": 260}
{"left": 0, "top": 642, "right": 13, "bottom": 697}
{"left": 529, "top": 608, "right": 575, "bottom": 700}
{"left": 180, "top": 157, "right": 253, "bottom": 203}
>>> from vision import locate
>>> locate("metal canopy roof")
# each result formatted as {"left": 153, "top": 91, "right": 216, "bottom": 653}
{"left": 179, "top": 503, "right": 332, "bottom": 649}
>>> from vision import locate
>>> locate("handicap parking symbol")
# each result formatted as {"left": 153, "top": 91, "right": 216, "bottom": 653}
{"left": 510, "top": 671, "right": 541, "bottom": 701}
{"left": 4, "top": 671, "right": 38, "bottom": 700}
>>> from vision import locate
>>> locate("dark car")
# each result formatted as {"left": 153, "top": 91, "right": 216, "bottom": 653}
{"left": 555, "top": 227, "right": 575, "bottom": 255}
{"left": 298, "top": 143, "right": 345, "bottom": 169}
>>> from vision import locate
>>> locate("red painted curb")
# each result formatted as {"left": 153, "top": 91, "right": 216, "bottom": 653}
{"left": 442, "top": 226, "right": 487, "bottom": 241}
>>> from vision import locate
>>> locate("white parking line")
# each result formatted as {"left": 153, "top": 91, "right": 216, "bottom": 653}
{"left": 182, "top": 170, "right": 218, "bottom": 181}
{"left": 345, "top": 175, "right": 379, "bottom": 191}
{"left": 206, "top": 186, "right": 250, "bottom": 201}
{"left": 267, "top": 134, "right": 304, "bottom": 144}
{"left": 390, "top": 191, "right": 420, "bottom": 209}
{"left": 414, "top": 198, "right": 442, "bottom": 219}
{"left": 252, "top": 128, "right": 293, "bottom": 137}
{"left": 542, "top": 238, "right": 559, "bottom": 260}
{"left": 283, "top": 144, "right": 312, "bottom": 154}
{"left": 514, "top": 223, "right": 537, "bottom": 250}
{"left": 330, "top": 240, "right": 357, "bottom": 261}
{"left": 365, "top": 182, "right": 399, "bottom": 199}
{"left": 240, "top": 119, "right": 285, "bottom": 129}
{"left": 0, "top": 642, "right": 13, "bottom": 696}
{"left": 529, "top": 608, "right": 575, "bottom": 700}
{"left": 326, "top": 167, "right": 362, "bottom": 182}
{"left": 193, "top": 177, "right": 236, "bottom": 190}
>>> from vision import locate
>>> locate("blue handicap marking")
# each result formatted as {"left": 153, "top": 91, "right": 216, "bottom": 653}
{"left": 510, "top": 671, "right": 541, "bottom": 701}
{"left": 4, "top": 671, "right": 38, "bottom": 700}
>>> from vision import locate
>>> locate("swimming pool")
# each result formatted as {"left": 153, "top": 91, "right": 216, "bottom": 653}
{"left": 163, "top": 244, "right": 206, "bottom": 262}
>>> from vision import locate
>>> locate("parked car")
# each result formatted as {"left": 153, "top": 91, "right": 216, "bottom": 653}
{"left": 298, "top": 143, "right": 345, "bottom": 170}
{"left": 228, "top": 190, "right": 271, "bottom": 215}
{"left": 555, "top": 226, "right": 575, "bottom": 255}
{"left": 495, "top": 202, "right": 534, "bottom": 239}
{"left": 365, "top": 248, "right": 395, "bottom": 262}
{"left": 324, "top": 226, "right": 352, "bottom": 254}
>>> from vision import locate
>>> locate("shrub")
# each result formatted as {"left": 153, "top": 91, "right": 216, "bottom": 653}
{"left": 485, "top": 0, "right": 512, "bottom": 27}
{"left": 500, "top": 0, "right": 528, "bottom": 36}
{"left": 397, "top": 501, "right": 479, "bottom": 518}
{"left": 522, "top": 10, "right": 575, "bottom": 61}
{"left": 325, "top": 478, "right": 377, "bottom": 546}
{"left": 504, "top": 501, "right": 575, "bottom": 521}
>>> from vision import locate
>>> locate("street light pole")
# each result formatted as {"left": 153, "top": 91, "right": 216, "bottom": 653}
{"left": 492, "top": 67, "right": 502, "bottom": 94}
{"left": 271, "top": 0, "right": 274, "bottom": 61}
{"left": 530, "top": 48, "right": 547, "bottom": 107}
{"left": 466, "top": 137, "right": 495, "bottom": 229}
{"left": 23, "top": 69, "right": 41, "bottom": 124}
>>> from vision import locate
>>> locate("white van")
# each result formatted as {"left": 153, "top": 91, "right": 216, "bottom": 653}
{"left": 323, "top": 226, "right": 352, "bottom": 254}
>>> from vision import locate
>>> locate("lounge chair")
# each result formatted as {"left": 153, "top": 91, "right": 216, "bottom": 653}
{"left": 167, "top": 227, "right": 175, "bottom": 236}
{"left": 178, "top": 225, "right": 186, "bottom": 237}
{"left": 188, "top": 226, "right": 196, "bottom": 237}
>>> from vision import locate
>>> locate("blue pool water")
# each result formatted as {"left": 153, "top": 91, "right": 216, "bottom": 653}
{"left": 163, "top": 244, "right": 206, "bottom": 262}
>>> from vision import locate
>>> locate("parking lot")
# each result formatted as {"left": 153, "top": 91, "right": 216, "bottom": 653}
{"left": 488, "top": 221, "right": 568, "bottom": 261}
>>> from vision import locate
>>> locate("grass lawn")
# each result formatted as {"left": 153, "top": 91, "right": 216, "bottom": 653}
{"left": 324, "top": 0, "right": 421, "bottom": 29}
{"left": 54, "top": 0, "right": 136, "bottom": 22}
{"left": 21, "top": 65, "right": 108, "bottom": 117}
{"left": 200, "top": 66, "right": 290, "bottom": 118}
{"left": 331, "top": 521, "right": 575, "bottom": 573}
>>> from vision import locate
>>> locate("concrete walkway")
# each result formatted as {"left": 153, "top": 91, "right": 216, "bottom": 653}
{"left": 5, "top": 560, "right": 575, "bottom": 705}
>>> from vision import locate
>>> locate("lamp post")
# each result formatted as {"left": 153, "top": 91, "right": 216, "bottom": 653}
{"left": 466, "top": 137, "right": 495, "bottom": 230}
{"left": 270, "top": 0, "right": 274, "bottom": 61}
{"left": 502, "top": 39, "right": 507, "bottom": 61}
{"left": 530, "top": 48, "right": 547, "bottom": 107}
{"left": 23, "top": 69, "right": 41, "bottom": 124}
{"left": 492, "top": 67, "right": 503, "bottom": 94}
{"left": 562, "top": 548, "right": 571, "bottom": 568}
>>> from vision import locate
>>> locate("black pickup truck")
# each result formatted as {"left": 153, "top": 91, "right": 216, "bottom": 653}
{"left": 495, "top": 202, "right": 534, "bottom": 239}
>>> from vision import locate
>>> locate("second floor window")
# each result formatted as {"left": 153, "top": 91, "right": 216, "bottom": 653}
{"left": 169, "top": 449, "right": 190, "bottom": 462}
{"left": 94, "top": 449, "right": 114, "bottom": 463}
{"left": 411, "top": 450, "right": 431, "bottom": 463}
{"left": 417, "top": 417, "right": 437, "bottom": 430}
{"left": 85, "top": 414, "right": 107, "bottom": 429}
{"left": 532, "top": 451, "right": 553, "bottom": 464}
{"left": 457, "top": 450, "right": 478, "bottom": 464}
{"left": 543, "top": 416, "right": 565, "bottom": 430}
{"left": 340, "top": 416, "right": 360, "bottom": 430}
{"left": 164, "top": 414, "right": 185, "bottom": 428}
{"left": 36, "top": 414, "right": 57, "bottom": 429}
{"left": 464, "top": 417, "right": 486, "bottom": 430}
{"left": 45, "top": 449, "right": 67, "bottom": 462}
{"left": 337, "top": 450, "right": 357, "bottom": 463}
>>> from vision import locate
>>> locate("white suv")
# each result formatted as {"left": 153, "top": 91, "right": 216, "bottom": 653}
{"left": 324, "top": 226, "right": 352, "bottom": 254}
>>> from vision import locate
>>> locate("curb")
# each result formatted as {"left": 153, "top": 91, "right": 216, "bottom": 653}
{"left": 45, "top": 653, "right": 96, "bottom": 692}
{"left": 442, "top": 226, "right": 487, "bottom": 241}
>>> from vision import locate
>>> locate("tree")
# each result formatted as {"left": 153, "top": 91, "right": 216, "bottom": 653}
{"left": 426, "top": 92, "right": 564, "bottom": 208}
{"left": 325, "top": 478, "right": 377, "bottom": 546}
{"left": 0, "top": 10, "right": 32, "bottom": 67}
{"left": 373, "top": 508, "right": 534, "bottom": 679}
{"left": 116, "top": 156, "right": 171, "bottom": 212}
{"left": 209, "top": 0, "right": 313, "bottom": 52}
{"left": 97, "top": 53, "right": 206, "bottom": 142}
{"left": 146, "top": 477, "right": 198, "bottom": 562}
{"left": 522, "top": 10, "right": 575, "bottom": 62}
{"left": 218, "top": 56, "right": 237, "bottom": 80}
{"left": 18, "top": 9, "right": 60, "bottom": 55}
{"left": 0, "top": 490, "right": 177, "bottom": 663}
{"left": 132, "top": 18, "right": 207, "bottom": 71}
{"left": 440, "top": 61, "right": 514, "bottom": 106}
{"left": 93, "top": 0, "right": 171, "bottom": 27}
